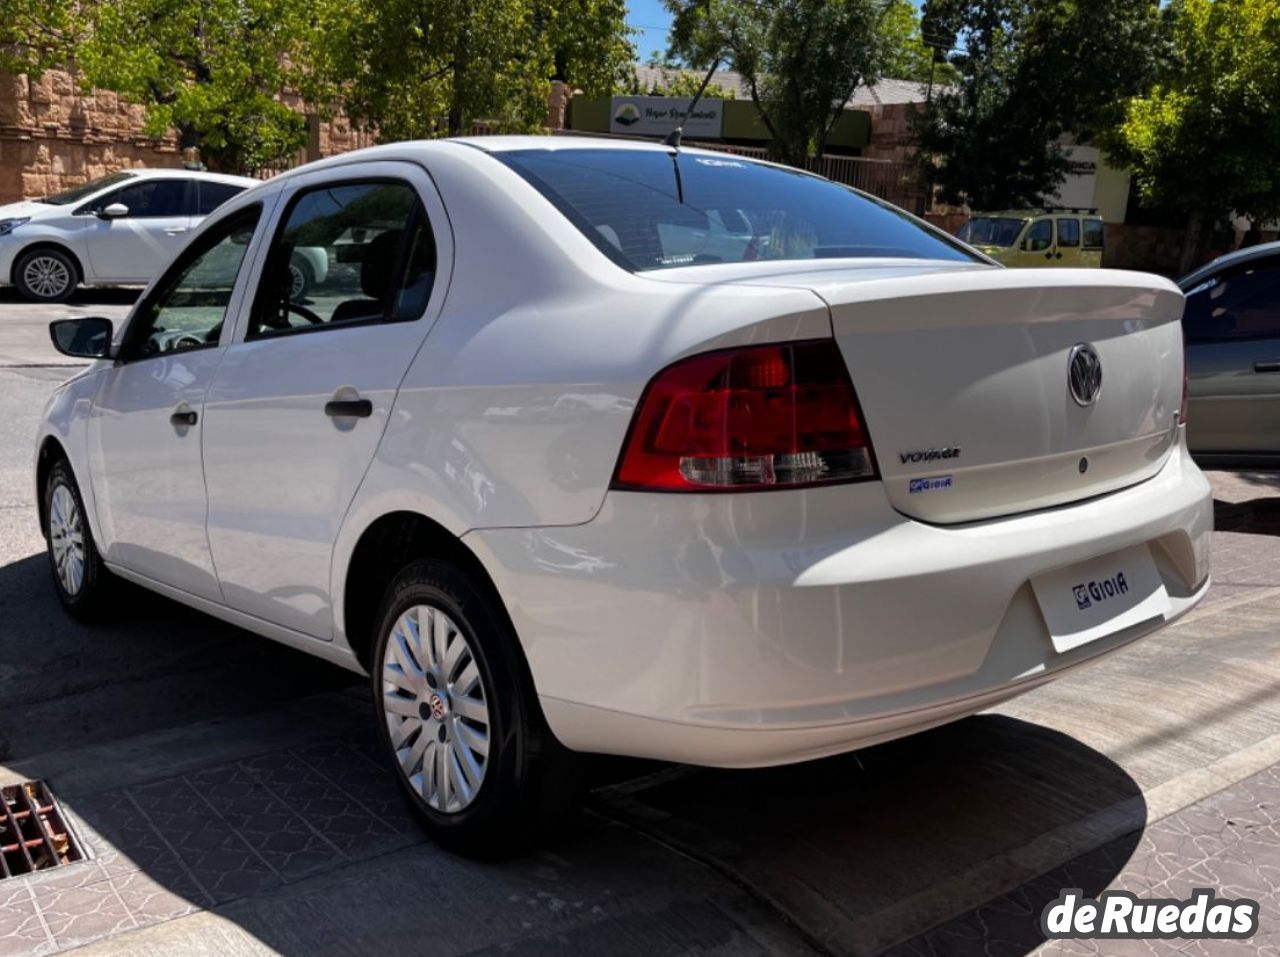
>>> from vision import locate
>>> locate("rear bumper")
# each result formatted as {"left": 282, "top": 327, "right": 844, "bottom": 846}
{"left": 465, "top": 434, "right": 1212, "bottom": 767}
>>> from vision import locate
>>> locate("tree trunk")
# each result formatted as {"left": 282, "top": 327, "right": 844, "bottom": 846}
{"left": 1178, "top": 210, "right": 1205, "bottom": 276}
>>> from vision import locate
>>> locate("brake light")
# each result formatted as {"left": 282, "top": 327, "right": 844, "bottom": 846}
{"left": 612, "top": 339, "right": 878, "bottom": 491}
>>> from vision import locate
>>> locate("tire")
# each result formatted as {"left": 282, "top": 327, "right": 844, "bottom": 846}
{"left": 44, "top": 459, "right": 116, "bottom": 621}
{"left": 288, "top": 255, "right": 314, "bottom": 302}
{"left": 371, "top": 559, "right": 581, "bottom": 857}
{"left": 15, "top": 248, "right": 77, "bottom": 303}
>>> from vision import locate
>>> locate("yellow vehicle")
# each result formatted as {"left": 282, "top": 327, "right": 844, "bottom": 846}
{"left": 956, "top": 209, "right": 1106, "bottom": 268}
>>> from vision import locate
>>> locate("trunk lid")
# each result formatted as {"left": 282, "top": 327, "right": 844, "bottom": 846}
{"left": 653, "top": 263, "right": 1186, "bottom": 524}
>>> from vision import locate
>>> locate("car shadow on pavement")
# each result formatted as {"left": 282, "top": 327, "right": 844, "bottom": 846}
{"left": 590, "top": 715, "right": 1146, "bottom": 956}
{"left": 0, "top": 548, "right": 1145, "bottom": 956}
{"left": 1215, "top": 496, "right": 1280, "bottom": 536}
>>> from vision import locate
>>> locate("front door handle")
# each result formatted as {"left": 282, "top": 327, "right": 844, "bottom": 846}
{"left": 170, "top": 409, "right": 198, "bottom": 427}
{"left": 1254, "top": 361, "right": 1280, "bottom": 373}
{"left": 324, "top": 398, "right": 373, "bottom": 418}
{"left": 163, "top": 227, "right": 188, "bottom": 236}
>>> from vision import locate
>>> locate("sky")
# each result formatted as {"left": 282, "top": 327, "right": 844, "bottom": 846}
{"left": 625, "top": 0, "right": 927, "bottom": 63}
{"left": 626, "top": 0, "right": 675, "bottom": 63}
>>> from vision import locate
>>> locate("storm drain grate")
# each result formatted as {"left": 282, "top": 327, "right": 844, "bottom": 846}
{"left": 0, "top": 780, "right": 84, "bottom": 878}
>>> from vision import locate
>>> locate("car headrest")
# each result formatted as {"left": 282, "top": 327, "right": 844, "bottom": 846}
{"left": 361, "top": 230, "right": 404, "bottom": 299}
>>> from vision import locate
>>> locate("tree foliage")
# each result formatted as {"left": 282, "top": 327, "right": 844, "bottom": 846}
{"left": 1104, "top": 0, "right": 1280, "bottom": 267}
{"left": 0, "top": 0, "right": 87, "bottom": 76}
{"left": 878, "top": 0, "right": 959, "bottom": 86}
{"left": 315, "top": 0, "right": 634, "bottom": 140}
{"left": 622, "top": 67, "right": 736, "bottom": 100}
{"left": 665, "top": 0, "right": 890, "bottom": 166}
{"left": 914, "top": 0, "right": 1161, "bottom": 210}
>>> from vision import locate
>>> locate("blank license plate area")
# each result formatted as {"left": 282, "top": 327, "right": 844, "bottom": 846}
{"left": 1031, "top": 544, "right": 1171, "bottom": 654}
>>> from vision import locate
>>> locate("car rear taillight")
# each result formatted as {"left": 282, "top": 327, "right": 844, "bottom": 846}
{"left": 612, "top": 339, "right": 878, "bottom": 492}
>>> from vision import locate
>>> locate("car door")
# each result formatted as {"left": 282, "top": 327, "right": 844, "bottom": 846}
{"left": 1055, "top": 216, "right": 1082, "bottom": 266}
{"left": 1008, "top": 217, "right": 1054, "bottom": 267}
{"left": 81, "top": 178, "right": 196, "bottom": 282}
{"left": 86, "top": 201, "right": 270, "bottom": 600}
{"left": 201, "top": 164, "right": 450, "bottom": 638}
{"left": 1184, "top": 255, "right": 1280, "bottom": 455}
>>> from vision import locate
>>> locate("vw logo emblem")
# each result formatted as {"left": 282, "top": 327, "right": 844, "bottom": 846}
{"left": 1068, "top": 343, "right": 1103, "bottom": 407}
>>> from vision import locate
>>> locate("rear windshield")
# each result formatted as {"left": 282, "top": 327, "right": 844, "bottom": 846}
{"left": 497, "top": 149, "right": 978, "bottom": 271}
{"left": 956, "top": 217, "right": 1025, "bottom": 248}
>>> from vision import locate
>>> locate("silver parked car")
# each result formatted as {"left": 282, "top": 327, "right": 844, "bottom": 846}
{"left": 1180, "top": 241, "right": 1280, "bottom": 463}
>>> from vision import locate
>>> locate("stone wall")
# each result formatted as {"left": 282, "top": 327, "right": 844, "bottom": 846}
{"left": 863, "top": 103, "right": 917, "bottom": 163}
{"left": 0, "top": 68, "right": 371, "bottom": 200}
{"left": 0, "top": 69, "right": 184, "bottom": 203}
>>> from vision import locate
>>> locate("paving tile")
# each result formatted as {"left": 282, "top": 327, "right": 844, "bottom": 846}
{"left": 127, "top": 777, "right": 282, "bottom": 905}
{"left": 186, "top": 762, "right": 345, "bottom": 881}
{"left": 0, "top": 889, "right": 53, "bottom": 957}
{"left": 109, "top": 869, "right": 201, "bottom": 928}
{"left": 30, "top": 877, "right": 133, "bottom": 950}
{"left": 290, "top": 739, "right": 424, "bottom": 840}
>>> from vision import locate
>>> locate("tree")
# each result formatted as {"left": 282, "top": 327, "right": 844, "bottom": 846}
{"left": 913, "top": 0, "right": 1161, "bottom": 210}
{"left": 665, "top": 0, "right": 889, "bottom": 166}
{"left": 1104, "top": 0, "right": 1280, "bottom": 273}
{"left": 878, "top": 0, "right": 959, "bottom": 86}
{"left": 69, "top": 0, "right": 326, "bottom": 173}
{"left": 0, "top": 1, "right": 86, "bottom": 76}
{"left": 621, "top": 67, "right": 736, "bottom": 99}
{"left": 316, "top": 0, "right": 634, "bottom": 140}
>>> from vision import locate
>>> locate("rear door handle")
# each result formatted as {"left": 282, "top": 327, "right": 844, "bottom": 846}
{"left": 170, "top": 409, "right": 198, "bottom": 427}
{"left": 324, "top": 399, "right": 373, "bottom": 418}
{"left": 163, "top": 227, "right": 188, "bottom": 236}
{"left": 1254, "top": 361, "right": 1280, "bottom": 373}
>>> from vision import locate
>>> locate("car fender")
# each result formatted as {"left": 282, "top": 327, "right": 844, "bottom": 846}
{"left": 34, "top": 366, "right": 108, "bottom": 546}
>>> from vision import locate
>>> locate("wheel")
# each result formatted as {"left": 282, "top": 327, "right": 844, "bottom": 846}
{"left": 44, "top": 459, "right": 116, "bottom": 620}
{"left": 288, "top": 255, "right": 314, "bottom": 302}
{"left": 15, "top": 248, "right": 77, "bottom": 302}
{"left": 372, "top": 559, "right": 580, "bottom": 857}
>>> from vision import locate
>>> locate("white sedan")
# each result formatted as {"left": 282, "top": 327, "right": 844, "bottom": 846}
{"left": 0, "top": 168, "right": 279, "bottom": 302}
{"left": 36, "top": 137, "right": 1211, "bottom": 856}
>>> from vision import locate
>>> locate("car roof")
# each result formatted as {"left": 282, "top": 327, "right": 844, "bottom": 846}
{"left": 1179, "top": 240, "right": 1280, "bottom": 289}
{"left": 972, "top": 209, "right": 1102, "bottom": 219}
{"left": 124, "top": 168, "right": 258, "bottom": 186}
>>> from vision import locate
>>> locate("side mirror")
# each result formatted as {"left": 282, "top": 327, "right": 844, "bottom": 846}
{"left": 49, "top": 317, "right": 113, "bottom": 359}
{"left": 98, "top": 203, "right": 129, "bottom": 220}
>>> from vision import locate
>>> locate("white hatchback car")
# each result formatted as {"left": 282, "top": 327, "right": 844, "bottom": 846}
{"left": 37, "top": 138, "right": 1212, "bottom": 855}
{"left": 0, "top": 169, "right": 262, "bottom": 302}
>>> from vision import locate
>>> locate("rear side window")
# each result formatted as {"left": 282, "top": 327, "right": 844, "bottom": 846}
{"left": 1083, "top": 220, "right": 1105, "bottom": 249}
{"left": 1184, "top": 260, "right": 1280, "bottom": 343}
{"left": 1056, "top": 218, "right": 1080, "bottom": 247}
{"left": 248, "top": 179, "right": 436, "bottom": 339}
{"left": 198, "top": 181, "right": 247, "bottom": 215}
{"left": 497, "top": 149, "right": 977, "bottom": 271}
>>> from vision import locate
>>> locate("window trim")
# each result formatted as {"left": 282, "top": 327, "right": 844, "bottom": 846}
{"left": 117, "top": 203, "right": 264, "bottom": 364}
{"left": 245, "top": 176, "right": 433, "bottom": 342}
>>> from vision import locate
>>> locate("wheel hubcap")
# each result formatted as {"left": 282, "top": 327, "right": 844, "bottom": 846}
{"left": 48, "top": 483, "right": 85, "bottom": 596}
{"left": 381, "top": 604, "right": 490, "bottom": 813}
{"left": 289, "top": 264, "right": 305, "bottom": 300}
{"left": 24, "top": 257, "right": 71, "bottom": 298}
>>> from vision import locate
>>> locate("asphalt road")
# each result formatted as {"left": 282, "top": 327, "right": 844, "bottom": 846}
{"left": 3, "top": 290, "right": 1280, "bottom": 956}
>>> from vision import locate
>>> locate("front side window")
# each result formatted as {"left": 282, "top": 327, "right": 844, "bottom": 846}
{"left": 124, "top": 206, "right": 262, "bottom": 359}
{"left": 45, "top": 171, "right": 136, "bottom": 206}
{"left": 103, "top": 179, "right": 192, "bottom": 218}
{"left": 1056, "top": 218, "right": 1081, "bottom": 247}
{"left": 498, "top": 149, "right": 977, "bottom": 270}
{"left": 248, "top": 180, "right": 436, "bottom": 339}
{"left": 1184, "top": 260, "right": 1280, "bottom": 343}
{"left": 1024, "top": 219, "right": 1053, "bottom": 252}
